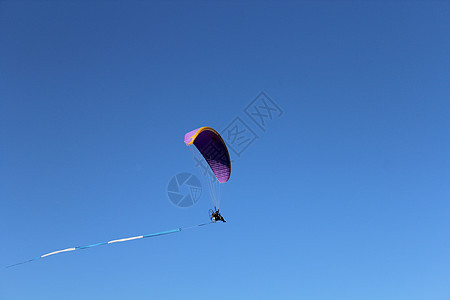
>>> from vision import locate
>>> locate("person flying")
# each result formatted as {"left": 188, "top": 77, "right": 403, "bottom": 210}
{"left": 210, "top": 209, "right": 226, "bottom": 223}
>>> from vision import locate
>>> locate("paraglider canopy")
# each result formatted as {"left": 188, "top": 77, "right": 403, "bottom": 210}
{"left": 184, "top": 127, "right": 231, "bottom": 183}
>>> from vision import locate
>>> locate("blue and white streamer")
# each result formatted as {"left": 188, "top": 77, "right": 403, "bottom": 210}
{"left": 7, "top": 222, "right": 213, "bottom": 268}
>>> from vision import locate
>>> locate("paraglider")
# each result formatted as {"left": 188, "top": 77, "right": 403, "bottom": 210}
{"left": 184, "top": 126, "right": 231, "bottom": 222}
{"left": 7, "top": 126, "right": 231, "bottom": 268}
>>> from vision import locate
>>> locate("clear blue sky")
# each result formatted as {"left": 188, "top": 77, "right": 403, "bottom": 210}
{"left": 1, "top": 1, "right": 449, "bottom": 299}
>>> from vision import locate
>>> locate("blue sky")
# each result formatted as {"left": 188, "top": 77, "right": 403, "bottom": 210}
{"left": 1, "top": 1, "right": 449, "bottom": 299}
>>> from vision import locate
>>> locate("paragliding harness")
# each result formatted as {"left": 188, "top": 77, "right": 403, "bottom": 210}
{"left": 209, "top": 208, "right": 226, "bottom": 223}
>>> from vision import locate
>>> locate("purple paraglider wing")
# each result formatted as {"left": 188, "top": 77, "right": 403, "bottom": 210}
{"left": 184, "top": 127, "right": 231, "bottom": 183}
